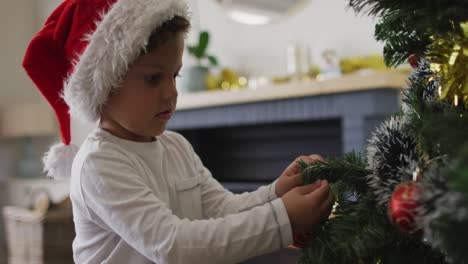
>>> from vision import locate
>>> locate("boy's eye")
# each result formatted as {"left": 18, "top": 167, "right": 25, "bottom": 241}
{"left": 173, "top": 72, "right": 182, "bottom": 79}
{"left": 144, "top": 74, "right": 163, "bottom": 83}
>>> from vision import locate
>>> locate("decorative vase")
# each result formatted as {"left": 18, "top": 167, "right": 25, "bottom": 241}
{"left": 178, "top": 65, "right": 208, "bottom": 93}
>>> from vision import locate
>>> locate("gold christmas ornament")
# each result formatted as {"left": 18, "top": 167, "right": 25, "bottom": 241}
{"left": 427, "top": 22, "right": 468, "bottom": 107}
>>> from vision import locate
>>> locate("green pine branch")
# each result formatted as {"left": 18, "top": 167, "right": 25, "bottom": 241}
{"left": 349, "top": 0, "right": 468, "bottom": 20}
{"left": 375, "top": 11, "right": 431, "bottom": 67}
{"left": 349, "top": 0, "right": 467, "bottom": 67}
{"left": 300, "top": 151, "right": 369, "bottom": 193}
{"left": 298, "top": 152, "right": 445, "bottom": 263}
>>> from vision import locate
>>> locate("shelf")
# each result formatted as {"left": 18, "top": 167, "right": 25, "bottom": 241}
{"left": 176, "top": 71, "right": 408, "bottom": 110}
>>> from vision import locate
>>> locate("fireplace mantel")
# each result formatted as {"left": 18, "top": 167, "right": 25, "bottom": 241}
{"left": 175, "top": 71, "right": 406, "bottom": 110}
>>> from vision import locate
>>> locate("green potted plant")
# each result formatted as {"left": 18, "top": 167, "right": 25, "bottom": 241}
{"left": 179, "top": 31, "right": 219, "bottom": 93}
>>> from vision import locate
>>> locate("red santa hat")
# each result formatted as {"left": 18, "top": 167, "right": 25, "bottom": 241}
{"left": 22, "top": 0, "right": 190, "bottom": 179}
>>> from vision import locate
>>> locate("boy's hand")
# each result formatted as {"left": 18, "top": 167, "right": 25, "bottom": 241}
{"left": 281, "top": 180, "right": 334, "bottom": 234}
{"left": 275, "top": 155, "right": 324, "bottom": 197}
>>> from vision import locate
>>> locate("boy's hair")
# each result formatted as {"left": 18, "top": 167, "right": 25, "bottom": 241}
{"left": 146, "top": 15, "right": 191, "bottom": 52}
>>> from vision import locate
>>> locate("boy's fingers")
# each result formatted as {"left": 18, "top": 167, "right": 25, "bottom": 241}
{"left": 283, "top": 155, "right": 325, "bottom": 177}
{"left": 299, "top": 155, "right": 325, "bottom": 167}
{"left": 305, "top": 180, "right": 330, "bottom": 202}
{"left": 291, "top": 173, "right": 304, "bottom": 186}
{"left": 296, "top": 180, "right": 322, "bottom": 195}
{"left": 285, "top": 155, "right": 310, "bottom": 176}
{"left": 308, "top": 154, "right": 325, "bottom": 163}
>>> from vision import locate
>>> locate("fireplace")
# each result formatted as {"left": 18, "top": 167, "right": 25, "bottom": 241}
{"left": 177, "top": 118, "right": 342, "bottom": 193}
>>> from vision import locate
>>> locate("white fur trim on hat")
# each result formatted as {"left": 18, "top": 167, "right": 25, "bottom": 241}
{"left": 43, "top": 142, "right": 79, "bottom": 179}
{"left": 63, "top": 0, "right": 190, "bottom": 123}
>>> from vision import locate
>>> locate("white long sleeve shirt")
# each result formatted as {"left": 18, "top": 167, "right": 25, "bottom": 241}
{"left": 70, "top": 128, "right": 293, "bottom": 264}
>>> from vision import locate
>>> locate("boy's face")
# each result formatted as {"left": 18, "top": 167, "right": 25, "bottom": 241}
{"left": 100, "top": 32, "right": 185, "bottom": 142}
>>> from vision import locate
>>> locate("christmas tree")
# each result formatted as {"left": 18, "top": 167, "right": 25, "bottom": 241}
{"left": 297, "top": 0, "right": 468, "bottom": 263}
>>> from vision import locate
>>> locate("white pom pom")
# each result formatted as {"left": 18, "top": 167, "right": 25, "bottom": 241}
{"left": 43, "top": 143, "right": 79, "bottom": 179}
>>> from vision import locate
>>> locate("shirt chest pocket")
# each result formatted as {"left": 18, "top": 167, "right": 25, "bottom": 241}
{"left": 175, "top": 176, "right": 203, "bottom": 220}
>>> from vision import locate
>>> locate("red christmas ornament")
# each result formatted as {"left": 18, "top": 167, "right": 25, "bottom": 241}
{"left": 290, "top": 232, "right": 314, "bottom": 249}
{"left": 388, "top": 181, "right": 422, "bottom": 234}
{"left": 408, "top": 54, "right": 420, "bottom": 68}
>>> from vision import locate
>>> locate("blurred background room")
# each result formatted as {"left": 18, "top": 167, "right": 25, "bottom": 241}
{"left": 0, "top": 0, "right": 410, "bottom": 263}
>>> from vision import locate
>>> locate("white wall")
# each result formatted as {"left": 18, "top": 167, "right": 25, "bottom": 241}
{"left": 0, "top": 0, "right": 63, "bottom": 105}
{"left": 37, "top": 0, "right": 62, "bottom": 25}
{"left": 0, "top": 0, "right": 42, "bottom": 105}
{"left": 188, "top": 0, "right": 382, "bottom": 76}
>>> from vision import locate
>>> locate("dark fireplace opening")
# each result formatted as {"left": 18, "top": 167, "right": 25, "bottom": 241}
{"left": 176, "top": 118, "right": 342, "bottom": 193}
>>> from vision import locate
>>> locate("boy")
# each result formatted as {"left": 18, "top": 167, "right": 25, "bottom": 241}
{"left": 22, "top": 0, "right": 334, "bottom": 263}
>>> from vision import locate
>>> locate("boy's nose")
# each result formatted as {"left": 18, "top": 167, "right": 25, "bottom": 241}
{"left": 163, "top": 81, "right": 178, "bottom": 100}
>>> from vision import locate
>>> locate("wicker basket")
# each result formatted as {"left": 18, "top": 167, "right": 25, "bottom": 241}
{"left": 2, "top": 198, "right": 74, "bottom": 264}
